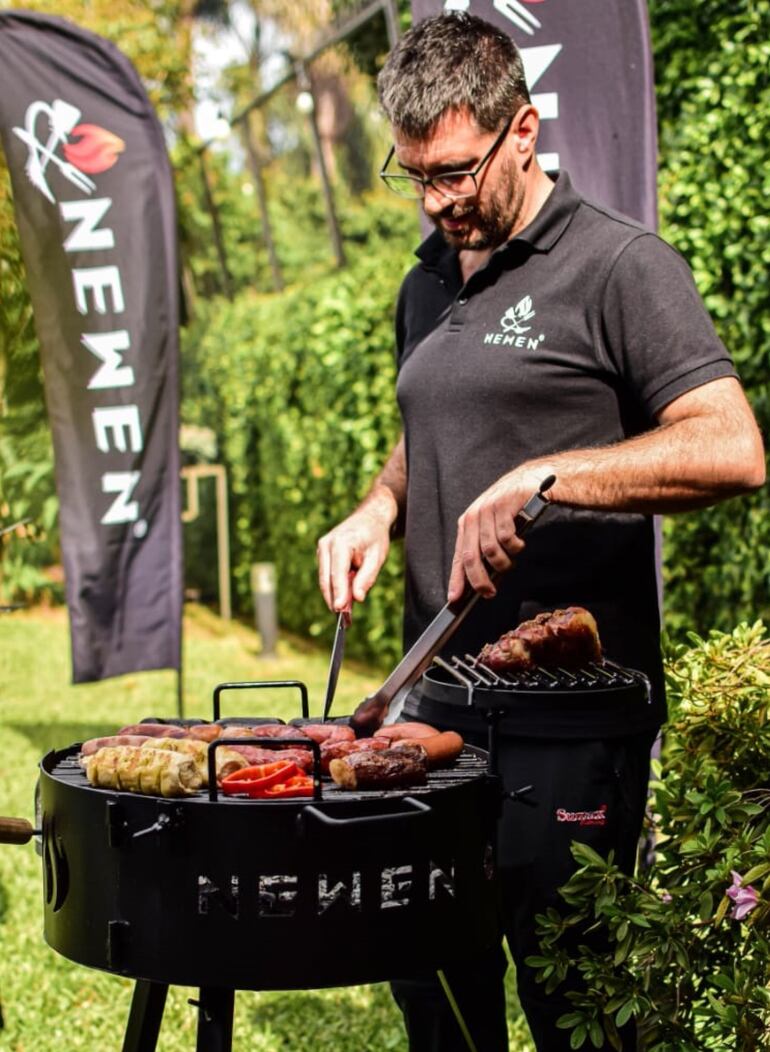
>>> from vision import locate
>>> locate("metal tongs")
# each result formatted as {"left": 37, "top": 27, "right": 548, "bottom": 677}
{"left": 350, "top": 475, "right": 556, "bottom": 737}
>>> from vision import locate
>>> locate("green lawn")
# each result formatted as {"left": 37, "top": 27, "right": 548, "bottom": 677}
{"left": 0, "top": 604, "right": 533, "bottom": 1051}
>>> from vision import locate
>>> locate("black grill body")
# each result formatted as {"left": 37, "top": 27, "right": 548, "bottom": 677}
{"left": 39, "top": 741, "right": 499, "bottom": 991}
{"left": 416, "top": 659, "right": 654, "bottom": 740}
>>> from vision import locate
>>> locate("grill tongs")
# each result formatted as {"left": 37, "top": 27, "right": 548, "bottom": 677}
{"left": 350, "top": 475, "right": 556, "bottom": 737}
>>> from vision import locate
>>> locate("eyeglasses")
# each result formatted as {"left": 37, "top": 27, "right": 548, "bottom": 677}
{"left": 379, "top": 117, "right": 513, "bottom": 200}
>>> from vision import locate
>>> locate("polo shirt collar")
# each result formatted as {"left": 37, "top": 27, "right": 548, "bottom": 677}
{"left": 414, "top": 170, "right": 580, "bottom": 273}
{"left": 508, "top": 170, "right": 579, "bottom": 253}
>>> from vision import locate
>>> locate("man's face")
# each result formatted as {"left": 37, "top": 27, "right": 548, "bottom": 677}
{"left": 393, "top": 109, "right": 523, "bottom": 251}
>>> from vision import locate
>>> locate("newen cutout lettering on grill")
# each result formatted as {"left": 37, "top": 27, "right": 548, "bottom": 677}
{"left": 197, "top": 861, "right": 457, "bottom": 919}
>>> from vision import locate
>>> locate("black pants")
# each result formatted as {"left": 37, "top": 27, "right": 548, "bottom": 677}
{"left": 391, "top": 729, "right": 657, "bottom": 1052}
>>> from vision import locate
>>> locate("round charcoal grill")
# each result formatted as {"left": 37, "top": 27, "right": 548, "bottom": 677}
{"left": 412, "top": 655, "right": 654, "bottom": 745}
{"left": 6, "top": 680, "right": 503, "bottom": 1052}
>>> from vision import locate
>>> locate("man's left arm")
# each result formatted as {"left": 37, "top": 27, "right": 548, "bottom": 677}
{"left": 448, "top": 375, "right": 766, "bottom": 600}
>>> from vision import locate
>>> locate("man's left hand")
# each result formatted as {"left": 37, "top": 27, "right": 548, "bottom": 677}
{"left": 447, "top": 467, "right": 544, "bottom": 602}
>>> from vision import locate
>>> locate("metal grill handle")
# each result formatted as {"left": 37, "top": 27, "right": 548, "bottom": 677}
{"left": 212, "top": 680, "right": 310, "bottom": 721}
{"left": 298, "top": 795, "right": 431, "bottom": 834}
{"left": 0, "top": 817, "right": 40, "bottom": 844}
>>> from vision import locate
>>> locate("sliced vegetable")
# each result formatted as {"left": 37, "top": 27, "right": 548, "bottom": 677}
{"left": 220, "top": 760, "right": 298, "bottom": 797}
{"left": 261, "top": 775, "right": 315, "bottom": 799}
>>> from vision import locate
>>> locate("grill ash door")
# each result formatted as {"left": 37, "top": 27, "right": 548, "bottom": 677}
{"left": 39, "top": 747, "right": 499, "bottom": 991}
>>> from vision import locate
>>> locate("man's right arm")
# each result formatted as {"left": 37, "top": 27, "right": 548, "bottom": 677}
{"left": 317, "top": 434, "right": 407, "bottom": 613}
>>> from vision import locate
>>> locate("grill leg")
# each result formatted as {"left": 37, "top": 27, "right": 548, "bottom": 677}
{"left": 436, "top": 970, "right": 480, "bottom": 1052}
{"left": 122, "top": 980, "right": 168, "bottom": 1052}
{"left": 195, "top": 987, "right": 234, "bottom": 1052}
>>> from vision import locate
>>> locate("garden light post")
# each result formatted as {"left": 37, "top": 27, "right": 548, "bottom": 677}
{"left": 251, "top": 562, "right": 278, "bottom": 656}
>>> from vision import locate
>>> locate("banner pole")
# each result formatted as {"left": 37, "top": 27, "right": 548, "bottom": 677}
{"left": 176, "top": 664, "right": 184, "bottom": 719}
{"left": 176, "top": 602, "right": 184, "bottom": 719}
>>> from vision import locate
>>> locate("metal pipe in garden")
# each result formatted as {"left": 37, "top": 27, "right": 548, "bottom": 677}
{"left": 227, "top": 0, "right": 393, "bottom": 131}
{"left": 180, "top": 465, "right": 232, "bottom": 621}
{"left": 197, "top": 150, "right": 233, "bottom": 300}
{"left": 295, "top": 60, "right": 346, "bottom": 270}
{"left": 240, "top": 123, "right": 284, "bottom": 292}
{"left": 382, "top": 0, "right": 400, "bottom": 47}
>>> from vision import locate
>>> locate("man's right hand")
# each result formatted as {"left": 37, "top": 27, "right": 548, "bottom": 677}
{"left": 317, "top": 503, "right": 393, "bottom": 614}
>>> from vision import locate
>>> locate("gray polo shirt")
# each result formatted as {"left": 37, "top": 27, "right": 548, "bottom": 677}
{"left": 395, "top": 172, "right": 736, "bottom": 729}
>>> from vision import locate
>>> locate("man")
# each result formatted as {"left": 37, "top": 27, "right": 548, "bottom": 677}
{"left": 317, "top": 13, "right": 765, "bottom": 1051}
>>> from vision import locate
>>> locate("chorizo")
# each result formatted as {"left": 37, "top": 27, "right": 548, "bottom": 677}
{"left": 373, "top": 722, "right": 439, "bottom": 742}
{"left": 116, "top": 723, "right": 187, "bottom": 739}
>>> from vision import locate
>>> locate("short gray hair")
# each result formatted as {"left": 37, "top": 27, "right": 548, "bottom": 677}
{"left": 377, "top": 12, "right": 530, "bottom": 139}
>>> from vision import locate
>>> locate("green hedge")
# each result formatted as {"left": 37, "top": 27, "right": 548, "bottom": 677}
{"left": 650, "top": 0, "right": 770, "bottom": 636}
{"left": 182, "top": 226, "right": 416, "bottom": 667}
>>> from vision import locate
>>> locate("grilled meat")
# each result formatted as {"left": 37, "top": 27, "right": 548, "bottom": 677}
{"left": 373, "top": 722, "right": 439, "bottom": 741}
{"left": 81, "top": 734, "right": 152, "bottom": 756}
{"left": 392, "top": 731, "right": 464, "bottom": 768}
{"left": 299, "top": 723, "right": 355, "bottom": 745}
{"left": 187, "top": 724, "right": 222, "bottom": 742}
{"left": 116, "top": 723, "right": 188, "bottom": 739}
{"left": 478, "top": 606, "right": 601, "bottom": 673}
{"left": 225, "top": 745, "right": 314, "bottom": 771}
{"left": 329, "top": 746, "right": 428, "bottom": 790}
{"left": 320, "top": 737, "right": 390, "bottom": 773}
{"left": 219, "top": 724, "right": 310, "bottom": 743}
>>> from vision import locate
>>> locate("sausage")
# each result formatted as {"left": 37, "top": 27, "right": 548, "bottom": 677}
{"left": 392, "top": 731, "right": 464, "bottom": 768}
{"left": 225, "top": 745, "right": 314, "bottom": 772}
{"left": 329, "top": 747, "right": 428, "bottom": 790}
{"left": 299, "top": 723, "right": 355, "bottom": 745}
{"left": 373, "top": 722, "right": 439, "bottom": 742}
{"left": 187, "top": 724, "right": 222, "bottom": 742}
{"left": 117, "top": 723, "right": 188, "bottom": 739}
{"left": 80, "top": 734, "right": 152, "bottom": 757}
{"left": 319, "top": 737, "right": 389, "bottom": 773}
{"left": 220, "top": 724, "right": 310, "bottom": 742}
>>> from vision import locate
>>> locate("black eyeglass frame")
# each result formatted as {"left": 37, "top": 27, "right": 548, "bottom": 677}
{"left": 379, "top": 116, "right": 514, "bottom": 200}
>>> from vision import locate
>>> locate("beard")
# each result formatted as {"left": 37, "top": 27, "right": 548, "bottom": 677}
{"left": 430, "top": 157, "right": 524, "bottom": 251}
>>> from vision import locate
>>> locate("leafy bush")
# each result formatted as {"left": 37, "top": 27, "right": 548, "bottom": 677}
{"left": 0, "top": 162, "right": 59, "bottom": 601}
{"left": 650, "top": 0, "right": 770, "bottom": 637}
{"left": 527, "top": 622, "right": 770, "bottom": 1050}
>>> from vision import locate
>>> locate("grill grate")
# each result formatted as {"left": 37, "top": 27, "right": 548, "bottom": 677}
{"left": 438, "top": 654, "right": 644, "bottom": 692}
{"left": 50, "top": 744, "right": 489, "bottom": 805}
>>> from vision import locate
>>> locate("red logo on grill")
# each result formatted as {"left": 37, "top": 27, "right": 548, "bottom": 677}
{"left": 556, "top": 803, "right": 608, "bottom": 827}
{"left": 63, "top": 124, "right": 125, "bottom": 174}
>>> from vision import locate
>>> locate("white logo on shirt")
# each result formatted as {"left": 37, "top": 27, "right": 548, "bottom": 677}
{"left": 483, "top": 295, "right": 546, "bottom": 349}
{"left": 501, "top": 295, "right": 536, "bottom": 334}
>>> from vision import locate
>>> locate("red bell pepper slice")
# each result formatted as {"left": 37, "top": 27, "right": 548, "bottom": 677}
{"left": 260, "top": 775, "right": 315, "bottom": 799}
{"left": 220, "top": 760, "right": 298, "bottom": 796}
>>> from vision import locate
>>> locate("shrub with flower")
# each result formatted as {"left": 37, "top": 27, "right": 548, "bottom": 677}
{"left": 526, "top": 622, "right": 770, "bottom": 1051}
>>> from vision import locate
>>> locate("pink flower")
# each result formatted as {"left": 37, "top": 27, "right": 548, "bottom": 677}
{"left": 726, "top": 871, "right": 759, "bottom": 921}
{"left": 661, "top": 891, "right": 673, "bottom": 903}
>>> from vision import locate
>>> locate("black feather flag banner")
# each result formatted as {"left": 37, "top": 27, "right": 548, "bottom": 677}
{"left": 0, "top": 10, "right": 182, "bottom": 681}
